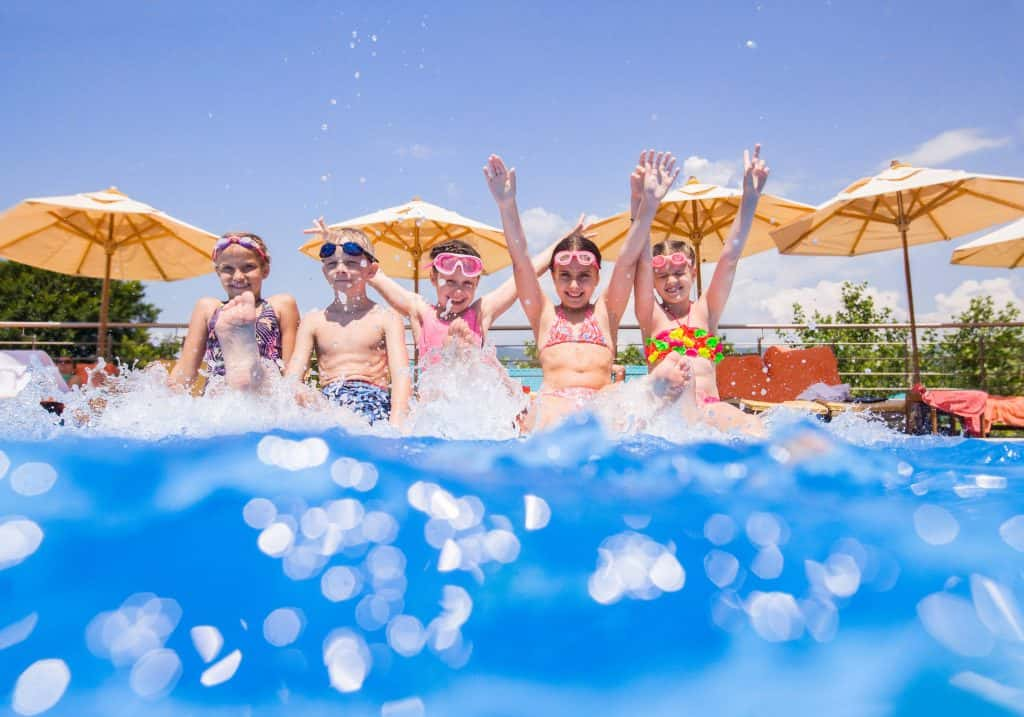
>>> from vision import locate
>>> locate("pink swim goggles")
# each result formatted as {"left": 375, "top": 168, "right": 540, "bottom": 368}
{"left": 432, "top": 252, "right": 484, "bottom": 277}
{"left": 553, "top": 250, "right": 598, "bottom": 266}
{"left": 651, "top": 252, "right": 692, "bottom": 270}
{"left": 212, "top": 233, "right": 268, "bottom": 263}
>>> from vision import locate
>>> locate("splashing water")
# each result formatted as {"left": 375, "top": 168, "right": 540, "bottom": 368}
{"left": 2, "top": 361, "right": 1024, "bottom": 715}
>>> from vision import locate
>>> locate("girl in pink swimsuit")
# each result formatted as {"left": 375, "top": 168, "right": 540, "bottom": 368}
{"left": 484, "top": 151, "right": 694, "bottom": 432}
{"left": 633, "top": 145, "right": 769, "bottom": 437}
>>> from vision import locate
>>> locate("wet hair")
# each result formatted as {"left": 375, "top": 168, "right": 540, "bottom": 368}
{"left": 219, "top": 231, "right": 271, "bottom": 267}
{"left": 429, "top": 239, "right": 481, "bottom": 260}
{"left": 548, "top": 233, "right": 603, "bottom": 272}
{"left": 651, "top": 239, "right": 695, "bottom": 265}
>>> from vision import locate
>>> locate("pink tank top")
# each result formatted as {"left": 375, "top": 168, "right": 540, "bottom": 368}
{"left": 417, "top": 303, "right": 484, "bottom": 360}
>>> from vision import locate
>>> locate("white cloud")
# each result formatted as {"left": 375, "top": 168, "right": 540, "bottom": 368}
{"left": 901, "top": 128, "right": 1010, "bottom": 167}
{"left": 925, "top": 278, "right": 1024, "bottom": 321}
{"left": 757, "top": 280, "right": 904, "bottom": 323}
{"left": 393, "top": 143, "right": 435, "bottom": 160}
{"left": 682, "top": 155, "right": 738, "bottom": 186}
{"left": 519, "top": 207, "right": 572, "bottom": 253}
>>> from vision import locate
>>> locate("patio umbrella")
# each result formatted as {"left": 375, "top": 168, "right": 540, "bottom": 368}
{"left": 0, "top": 187, "right": 218, "bottom": 358}
{"left": 299, "top": 197, "right": 508, "bottom": 294}
{"left": 951, "top": 217, "right": 1024, "bottom": 269}
{"left": 587, "top": 176, "right": 814, "bottom": 295}
{"left": 770, "top": 161, "right": 1024, "bottom": 382}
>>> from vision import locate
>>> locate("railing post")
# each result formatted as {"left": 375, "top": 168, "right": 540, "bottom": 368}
{"left": 978, "top": 332, "right": 987, "bottom": 392}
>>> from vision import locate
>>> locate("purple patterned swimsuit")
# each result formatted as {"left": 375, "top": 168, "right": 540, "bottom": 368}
{"left": 204, "top": 299, "right": 283, "bottom": 376}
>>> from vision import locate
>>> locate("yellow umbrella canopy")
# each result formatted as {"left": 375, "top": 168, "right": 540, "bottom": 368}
{"left": 0, "top": 187, "right": 218, "bottom": 358}
{"left": 951, "top": 217, "right": 1024, "bottom": 269}
{"left": 299, "top": 197, "right": 509, "bottom": 293}
{"left": 587, "top": 176, "right": 814, "bottom": 295}
{"left": 771, "top": 160, "right": 1024, "bottom": 382}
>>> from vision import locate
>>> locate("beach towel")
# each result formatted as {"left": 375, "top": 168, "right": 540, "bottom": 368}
{"left": 983, "top": 395, "right": 1024, "bottom": 433}
{"left": 913, "top": 384, "right": 988, "bottom": 436}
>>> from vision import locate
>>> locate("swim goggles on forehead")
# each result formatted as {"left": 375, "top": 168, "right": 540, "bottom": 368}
{"left": 553, "top": 249, "right": 598, "bottom": 266}
{"left": 212, "top": 234, "right": 268, "bottom": 262}
{"left": 432, "top": 252, "right": 483, "bottom": 277}
{"left": 319, "top": 241, "right": 377, "bottom": 263}
{"left": 651, "top": 252, "right": 693, "bottom": 270}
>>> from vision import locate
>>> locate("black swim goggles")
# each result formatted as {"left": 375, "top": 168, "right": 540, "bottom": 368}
{"left": 319, "top": 241, "right": 377, "bottom": 263}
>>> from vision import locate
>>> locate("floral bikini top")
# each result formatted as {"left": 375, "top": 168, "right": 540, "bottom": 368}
{"left": 644, "top": 318, "right": 725, "bottom": 365}
{"left": 543, "top": 306, "right": 609, "bottom": 350}
{"left": 205, "top": 299, "right": 282, "bottom": 376}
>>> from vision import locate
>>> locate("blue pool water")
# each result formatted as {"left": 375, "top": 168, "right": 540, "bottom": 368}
{"left": 1, "top": 400, "right": 1024, "bottom": 715}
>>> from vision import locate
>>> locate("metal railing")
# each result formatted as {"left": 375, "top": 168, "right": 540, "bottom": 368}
{"left": 1, "top": 320, "right": 1022, "bottom": 395}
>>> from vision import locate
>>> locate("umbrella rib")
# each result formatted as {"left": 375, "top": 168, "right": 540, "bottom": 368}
{"left": 0, "top": 220, "right": 64, "bottom": 251}
{"left": 139, "top": 239, "right": 169, "bottom": 281}
{"left": 48, "top": 211, "right": 106, "bottom": 245}
{"left": 904, "top": 182, "right": 967, "bottom": 223}
{"left": 848, "top": 196, "right": 881, "bottom": 255}
{"left": 73, "top": 238, "right": 94, "bottom": 274}
{"left": 957, "top": 186, "right": 1024, "bottom": 214}
{"left": 777, "top": 205, "right": 844, "bottom": 252}
{"left": 1013, "top": 248, "right": 1024, "bottom": 269}
{"left": 122, "top": 215, "right": 171, "bottom": 281}
{"left": 381, "top": 224, "right": 414, "bottom": 251}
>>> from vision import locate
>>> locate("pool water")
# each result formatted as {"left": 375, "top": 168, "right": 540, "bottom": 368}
{"left": 1, "top": 364, "right": 1023, "bottom": 716}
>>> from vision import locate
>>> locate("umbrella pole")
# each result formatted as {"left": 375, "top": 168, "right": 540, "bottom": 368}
{"left": 692, "top": 235, "right": 704, "bottom": 298}
{"left": 896, "top": 193, "right": 921, "bottom": 385}
{"left": 98, "top": 215, "right": 114, "bottom": 361}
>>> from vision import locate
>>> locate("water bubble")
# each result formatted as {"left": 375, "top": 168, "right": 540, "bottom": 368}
{"left": 801, "top": 597, "right": 839, "bottom": 643}
{"left": 200, "top": 649, "right": 242, "bottom": 687}
{"left": 363, "top": 511, "right": 399, "bottom": 543}
{"left": 704, "top": 514, "right": 736, "bottom": 545}
{"left": 704, "top": 550, "right": 740, "bottom": 588}
{"left": 484, "top": 529, "right": 521, "bottom": 563}
{"left": 382, "top": 697, "right": 425, "bottom": 717}
{"left": 0, "top": 613, "right": 37, "bottom": 650}
{"left": 823, "top": 553, "right": 861, "bottom": 597}
{"left": 970, "top": 574, "right": 1024, "bottom": 641}
{"left": 10, "top": 462, "right": 57, "bottom": 496}
{"left": 301, "top": 507, "right": 329, "bottom": 539}
{"left": 386, "top": 615, "right": 426, "bottom": 657}
{"left": 649, "top": 552, "right": 685, "bottom": 591}
{"left": 523, "top": 494, "right": 550, "bottom": 530}
{"left": 0, "top": 518, "right": 44, "bottom": 569}
{"left": 243, "top": 498, "right": 277, "bottom": 530}
{"left": 746, "top": 512, "right": 783, "bottom": 547}
{"left": 366, "top": 545, "right": 407, "bottom": 580}
{"left": 190, "top": 626, "right": 223, "bottom": 663}
{"left": 438, "top": 539, "right": 462, "bottom": 572}
{"left": 257, "top": 435, "right": 329, "bottom": 470}
{"left": 12, "top": 658, "right": 71, "bottom": 715}
{"left": 129, "top": 648, "right": 182, "bottom": 699}
{"left": 913, "top": 504, "right": 959, "bottom": 545}
{"left": 258, "top": 522, "right": 295, "bottom": 557}
{"left": 327, "top": 498, "right": 364, "bottom": 529}
{"left": 746, "top": 591, "right": 804, "bottom": 642}
{"left": 263, "top": 607, "right": 305, "bottom": 647}
{"left": 354, "top": 71, "right": 361, "bottom": 80}
{"left": 745, "top": 39, "right": 758, "bottom": 49}
{"left": 752, "top": 545, "right": 784, "bottom": 579}
{"left": 324, "top": 628, "right": 371, "bottom": 693}
{"left": 917, "top": 592, "right": 993, "bottom": 657}
{"left": 330, "top": 98, "right": 337, "bottom": 105}
{"left": 1000, "top": 515, "right": 1024, "bottom": 551}
{"left": 322, "top": 566, "right": 363, "bottom": 602}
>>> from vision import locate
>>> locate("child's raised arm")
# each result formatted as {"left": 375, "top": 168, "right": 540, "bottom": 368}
{"left": 382, "top": 309, "right": 412, "bottom": 427}
{"left": 703, "top": 144, "right": 768, "bottom": 328}
{"left": 603, "top": 151, "right": 678, "bottom": 330}
{"left": 627, "top": 155, "right": 657, "bottom": 338}
{"left": 483, "top": 155, "right": 547, "bottom": 332}
{"left": 368, "top": 267, "right": 428, "bottom": 320}
{"left": 479, "top": 225, "right": 580, "bottom": 328}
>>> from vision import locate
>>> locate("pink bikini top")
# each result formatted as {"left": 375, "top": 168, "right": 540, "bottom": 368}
{"left": 417, "top": 303, "right": 483, "bottom": 358}
{"left": 543, "top": 306, "right": 609, "bottom": 350}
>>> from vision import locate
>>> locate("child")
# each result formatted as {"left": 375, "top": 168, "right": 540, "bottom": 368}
{"left": 169, "top": 232, "right": 299, "bottom": 392}
{"left": 633, "top": 145, "right": 768, "bottom": 436}
{"left": 484, "top": 152, "right": 694, "bottom": 431}
{"left": 305, "top": 217, "right": 563, "bottom": 362}
{"left": 285, "top": 226, "right": 411, "bottom": 427}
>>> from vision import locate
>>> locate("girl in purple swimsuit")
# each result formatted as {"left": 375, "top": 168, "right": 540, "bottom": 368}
{"left": 169, "top": 232, "right": 300, "bottom": 392}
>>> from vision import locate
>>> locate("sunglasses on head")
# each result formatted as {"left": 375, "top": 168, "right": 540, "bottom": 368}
{"left": 432, "top": 252, "right": 483, "bottom": 277}
{"left": 651, "top": 252, "right": 692, "bottom": 270}
{"left": 319, "top": 241, "right": 377, "bottom": 263}
{"left": 212, "top": 234, "right": 268, "bottom": 263}
{"left": 553, "top": 250, "right": 598, "bottom": 267}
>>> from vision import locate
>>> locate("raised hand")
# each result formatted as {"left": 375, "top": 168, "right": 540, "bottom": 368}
{"left": 562, "top": 213, "right": 597, "bottom": 242}
{"left": 483, "top": 154, "right": 516, "bottom": 206}
{"left": 629, "top": 150, "right": 649, "bottom": 219}
{"left": 742, "top": 144, "right": 770, "bottom": 197}
{"left": 303, "top": 216, "right": 331, "bottom": 239}
{"left": 640, "top": 151, "right": 679, "bottom": 207}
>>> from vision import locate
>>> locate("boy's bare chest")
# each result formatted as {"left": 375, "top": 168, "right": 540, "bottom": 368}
{"left": 316, "top": 316, "right": 386, "bottom": 351}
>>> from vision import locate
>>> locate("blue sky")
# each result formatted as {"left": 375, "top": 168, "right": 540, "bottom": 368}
{"left": 2, "top": 0, "right": 1022, "bottom": 339}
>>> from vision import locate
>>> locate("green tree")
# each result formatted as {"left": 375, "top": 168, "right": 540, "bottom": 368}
{"left": 788, "top": 281, "right": 909, "bottom": 392}
{"left": 616, "top": 344, "right": 645, "bottom": 365}
{"left": 922, "top": 296, "right": 1024, "bottom": 395}
{"left": 0, "top": 261, "right": 180, "bottom": 366}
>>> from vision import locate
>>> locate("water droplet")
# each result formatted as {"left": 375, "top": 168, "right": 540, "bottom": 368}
{"left": 704, "top": 514, "right": 736, "bottom": 545}
{"left": 1000, "top": 515, "right": 1024, "bottom": 551}
{"left": 263, "top": 607, "right": 305, "bottom": 647}
{"left": 10, "top": 462, "right": 57, "bottom": 496}
{"left": 129, "top": 648, "right": 182, "bottom": 699}
{"left": 354, "top": 71, "right": 361, "bottom": 80}
{"left": 200, "top": 649, "right": 242, "bottom": 687}
{"left": 190, "top": 626, "right": 223, "bottom": 663}
{"left": 12, "top": 658, "right": 71, "bottom": 715}
{"left": 321, "top": 123, "right": 329, "bottom": 132}
{"left": 330, "top": 98, "right": 337, "bottom": 105}
{"left": 913, "top": 504, "right": 959, "bottom": 545}
{"left": 704, "top": 550, "right": 739, "bottom": 588}
{"left": 745, "top": 39, "right": 758, "bottom": 49}
{"left": 917, "top": 592, "right": 993, "bottom": 657}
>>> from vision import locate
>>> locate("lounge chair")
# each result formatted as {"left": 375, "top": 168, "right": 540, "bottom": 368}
{"left": 717, "top": 346, "right": 908, "bottom": 425}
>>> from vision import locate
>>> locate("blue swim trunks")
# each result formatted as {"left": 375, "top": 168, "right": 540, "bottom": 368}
{"left": 321, "top": 380, "right": 391, "bottom": 424}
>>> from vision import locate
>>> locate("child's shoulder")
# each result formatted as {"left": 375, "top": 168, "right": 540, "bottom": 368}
{"left": 191, "top": 296, "right": 224, "bottom": 318}
{"left": 266, "top": 292, "right": 298, "bottom": 309}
